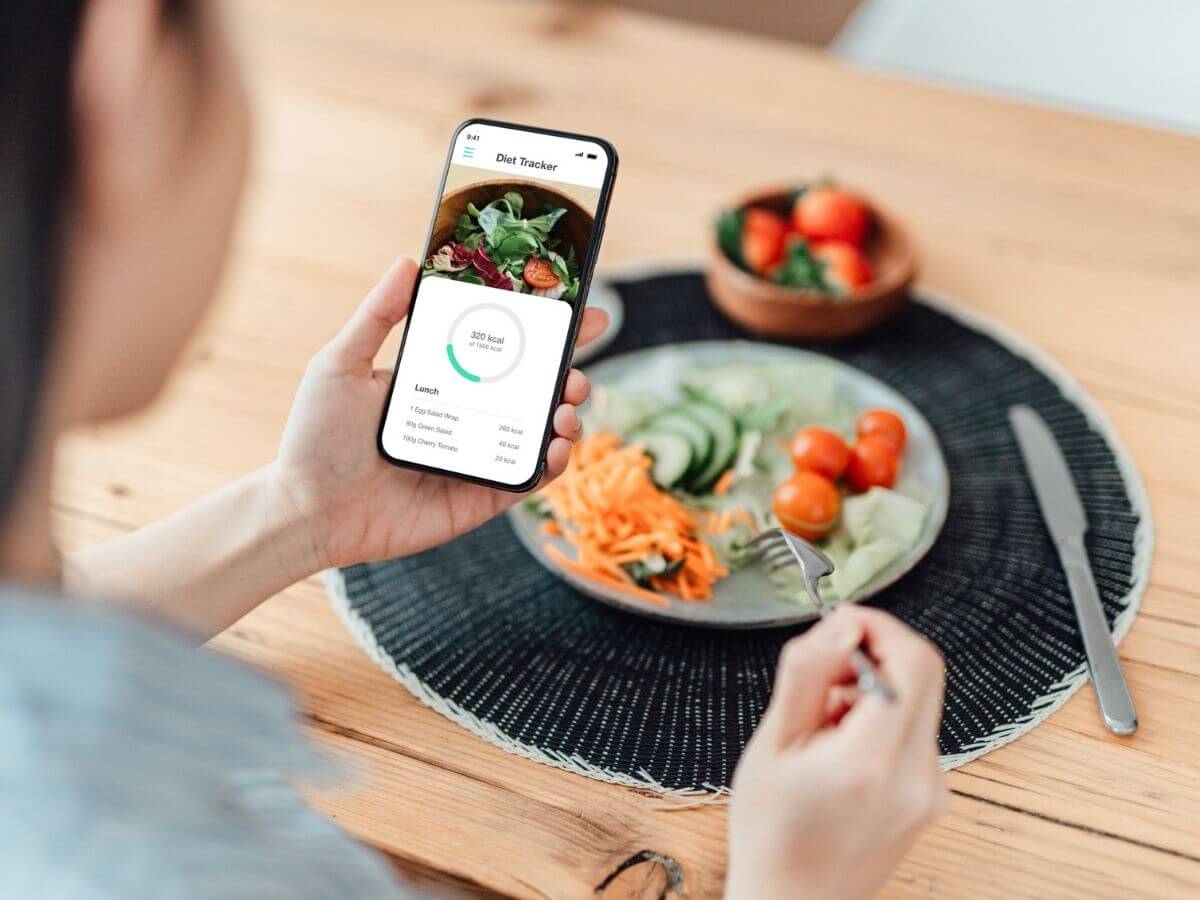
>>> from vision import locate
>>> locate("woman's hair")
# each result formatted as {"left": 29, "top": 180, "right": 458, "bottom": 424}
{"left": 0, "top": 2, "right": 189, "bottom": 523}
{"left": 0, "top": 4, "right": 85, "bottom": 520}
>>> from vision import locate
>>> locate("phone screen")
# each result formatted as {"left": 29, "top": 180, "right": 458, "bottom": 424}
{"left": 379, "top": 120, "right": 617, "bottom": 490}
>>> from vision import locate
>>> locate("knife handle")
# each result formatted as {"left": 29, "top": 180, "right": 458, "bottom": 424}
{"left": 1059, "top": 536, "right": 1138, "bottom": 735}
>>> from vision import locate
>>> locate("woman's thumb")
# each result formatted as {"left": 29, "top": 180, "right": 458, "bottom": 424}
{"left": 327, "top": 257, "right": 418, "bottom": 371}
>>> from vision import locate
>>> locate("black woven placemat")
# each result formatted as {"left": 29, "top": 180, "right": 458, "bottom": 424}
{"left": 327, "top": 270, "right": 1148, "bottom": 792}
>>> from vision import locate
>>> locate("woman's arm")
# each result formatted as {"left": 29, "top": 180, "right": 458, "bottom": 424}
{"left": 64, "top": 464, "right": 319, "bottom": 640}
{"left": 64, "top": 259, "right": 603, "bottom": 641}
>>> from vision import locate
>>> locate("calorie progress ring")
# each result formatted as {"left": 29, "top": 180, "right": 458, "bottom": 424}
{"left": 444, "top": 302, "right": 527, "bottom": 384}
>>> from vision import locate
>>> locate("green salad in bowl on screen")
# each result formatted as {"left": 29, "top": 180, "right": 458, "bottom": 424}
{"left": 424, "top": 191, "right": 582, "bottom": 301}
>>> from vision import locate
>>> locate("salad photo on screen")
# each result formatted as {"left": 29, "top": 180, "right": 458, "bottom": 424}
{"left": 423, "top": 183, "right": 589, "bottom": 302}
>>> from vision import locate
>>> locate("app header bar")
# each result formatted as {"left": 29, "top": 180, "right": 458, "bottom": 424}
{"left": 451, "top": 123, "right": 609, "bottom": 189}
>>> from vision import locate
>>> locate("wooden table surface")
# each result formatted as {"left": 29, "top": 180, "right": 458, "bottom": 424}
{"left": 55, "top": 1, "right": 1200, "bottom": 896}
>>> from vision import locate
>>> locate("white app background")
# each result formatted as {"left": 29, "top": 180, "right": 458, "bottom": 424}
{"left": 382, "top": 277, "right": 572, "bottom": 484}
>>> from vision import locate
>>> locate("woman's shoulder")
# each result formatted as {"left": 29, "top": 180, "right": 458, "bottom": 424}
{"left": 0, "top": 588, "right": 405, "bottom": 898}
{"left": 0, "top": 587, "right": 300, "bottom": 751}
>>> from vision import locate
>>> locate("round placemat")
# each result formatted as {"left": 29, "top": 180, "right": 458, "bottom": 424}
{"left": 325, "top": 265, "right": 1151, "bottom": 794}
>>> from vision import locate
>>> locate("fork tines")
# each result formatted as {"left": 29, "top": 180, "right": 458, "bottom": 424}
{"left": 742, "top": 529, "right": 794, "bottom": 572}
{"left": 743, "top": 527, "right": 835, "bottom": 576}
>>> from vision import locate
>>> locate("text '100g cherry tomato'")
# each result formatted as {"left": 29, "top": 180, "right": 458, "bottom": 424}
{"left": 773, "top": 471, "right": 841, "bottom": 540}
{"left": 789, "top": 427, "right": 851, "bottom": 480}
{"left": 857, "top": 408, "right": 907, "bottom": 451}
{"left": 847, "top": 435, "right": 900, "bottom": 492}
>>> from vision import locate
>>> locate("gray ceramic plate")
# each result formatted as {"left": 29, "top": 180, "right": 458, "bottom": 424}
{"left": 508, "top": 341, "right": 949, "bottom": 628}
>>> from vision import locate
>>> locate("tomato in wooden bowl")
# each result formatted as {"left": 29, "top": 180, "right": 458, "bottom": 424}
{"left": 707, "top": 183, "right": 918, "bottom": 340}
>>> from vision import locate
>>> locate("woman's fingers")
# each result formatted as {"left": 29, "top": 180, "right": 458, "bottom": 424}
{"left": 759, "top": 617, "right": 861, "bottom": 750}
{"left": 328, "top": 257, "right": 418, "bottom": 371}
{"left": 835, "top": 607, "right": 945, "bottom": 750}
{"left": 562, "top": 369, "right": 591, "bottom": 407}
{"left": 533, "top": 399, "right": 586, "bottom": 485}
{"left": 552, "top": 403, "right": 582, "bottom": 441}
{"left": 574, "top": 307, "right": 609, "bottom": 351}
{"left": 543, "top": 436, "right": 573, "bottom": 480}
{"left": 824, "top": 683, "right": 862, "bottom": 725}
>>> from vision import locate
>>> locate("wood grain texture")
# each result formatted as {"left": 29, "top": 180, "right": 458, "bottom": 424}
{"left": 53, "top": 0, "right": 1200, "bottom": 896}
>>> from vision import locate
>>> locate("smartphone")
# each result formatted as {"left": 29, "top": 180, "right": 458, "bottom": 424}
{"left": 377, "top": 119, "right": 618, "bottom": 492}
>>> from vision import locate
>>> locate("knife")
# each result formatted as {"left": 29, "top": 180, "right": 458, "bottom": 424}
{"left": 1009, "top": 405, "right": 1138, "bottom": 735}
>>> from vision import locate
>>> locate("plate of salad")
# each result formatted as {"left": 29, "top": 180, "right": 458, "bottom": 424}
{"left": 509, "top": 341, "right": 949, "bottom": 628}
{"left": 424, "top": 180, "right": 590, "bottom": 302}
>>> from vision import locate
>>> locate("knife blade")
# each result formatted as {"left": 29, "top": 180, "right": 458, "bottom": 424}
{"left": 1009, "top": 404, "right": 1138, "bottom": 735}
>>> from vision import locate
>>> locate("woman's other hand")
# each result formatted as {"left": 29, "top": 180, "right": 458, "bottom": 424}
{"left": 726, "top": 607, "right": 947, "bottom": 900}
{"left": 273, "top": 257, "right": 607, "bottom": 569}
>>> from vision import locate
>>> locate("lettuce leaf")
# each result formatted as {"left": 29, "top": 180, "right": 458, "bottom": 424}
{"left": 841, "top": 487, "right": 926, "bottom": 548}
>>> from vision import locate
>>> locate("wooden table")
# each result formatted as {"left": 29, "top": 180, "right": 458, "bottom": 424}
{"left": 55, "top": 1, "right": 1200, "bottom": 896}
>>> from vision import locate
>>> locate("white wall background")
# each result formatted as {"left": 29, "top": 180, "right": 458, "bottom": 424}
{"left": 835, "top": 0, "right": 1200, "bottom": 133}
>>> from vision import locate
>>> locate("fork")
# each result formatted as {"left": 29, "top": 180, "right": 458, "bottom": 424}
{"left": 745, "top": 528, "right": 896, "bottom": 703}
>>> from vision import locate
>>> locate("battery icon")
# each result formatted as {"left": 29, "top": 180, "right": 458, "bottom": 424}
{"left": 586, "top": 152, "right": 598, "bottom": 159}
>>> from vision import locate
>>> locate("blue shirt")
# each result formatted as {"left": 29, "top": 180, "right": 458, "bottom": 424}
{"left": 0, "top": 591, "right": 410, "bottom": 899}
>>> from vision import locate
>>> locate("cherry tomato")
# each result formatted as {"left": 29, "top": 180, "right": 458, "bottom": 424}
{"left": 792, "top": 188, "right": 871, "bottom": 246}
{"left": 773, "top": 471, "right": 841, "bottom": 540}
{"left": 789, "top": 427, "right": 851, "bottom": 480}
{"left": 847, "top": 435, "right": 900, "bottom": 492}
{"left": 741, "top": 208, "right": 788, "bottom": 274}
{"left": 813, "top": 240, "right": 873, "bottom": 292}
{"left": 523, "top": 257, "right": 561, "bottom": 290}
{"left": 857, "top": 408, "right": 907, "bottom": 451}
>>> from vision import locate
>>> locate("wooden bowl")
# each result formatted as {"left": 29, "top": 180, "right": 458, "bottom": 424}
{"left": 706, "top": 187, "right": 918, "bottom": 340}
{"left": 431, "top": 179, "right": 594, "bottom": 267}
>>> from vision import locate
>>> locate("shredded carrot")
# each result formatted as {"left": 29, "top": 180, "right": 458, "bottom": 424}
{"left": 678, "top": 575, "right": 694, "bottom": 601}
{"left": 543, "top": 543, "right": 669, "bottom": 606}
{"left": 538, "top": 433, "right": 728, "bottom": 606}
{"left": 713, "top": 469, "right": 736, "bottom": 496}
{"left": 540, "top": 520, "right": 562, "bottom": 536}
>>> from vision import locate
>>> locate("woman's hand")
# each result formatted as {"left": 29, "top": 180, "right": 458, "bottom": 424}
{"left": 274, "top": 257, "right": 608, "bottom": 569}
{"left": 726, "top": 607, "right": 947, "bottom": 900}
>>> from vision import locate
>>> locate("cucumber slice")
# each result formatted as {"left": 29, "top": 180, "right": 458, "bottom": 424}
{"left": 680, "top": 401, "right": 739, "bottom": 493}
{"left": 628, "top": 430, "right": 694, "bottom": 488}
{"left": 644, "top": 409, "right": 713, "bottom": 483}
